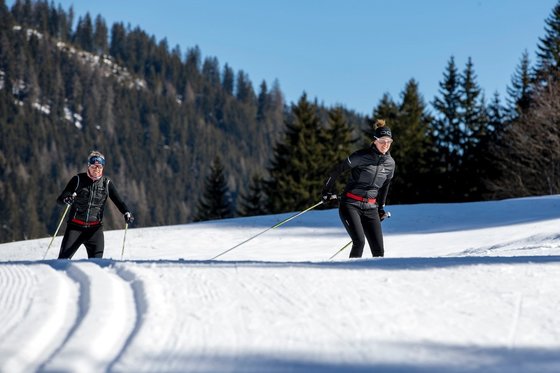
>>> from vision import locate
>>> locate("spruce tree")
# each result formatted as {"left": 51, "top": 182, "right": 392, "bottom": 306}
{"left": 235, "top": 70, "right": 255, "bottom": 103}
{"left": 222, "top": 63, "right": 234, "bottom": 95}
{"left": 479, "top": 91, "right": 506, "bottom": 198}
{"left": 459, "top": 58, "right": 490, "bottom": 200}
{"left": 194, "top": 156, "right": 233, "bottom": 222}
{"left": 460, "top": 57, "right": 487, "bottom": 152}
{"left": 237, "top": 173, "right": 266, "bottom": 217}
{"left": 432, "top": 56, "right": 462, "bottom": 166}
{"left": 535, "top": 2, "right": 560, "bottom": 81}
{"left": 256, "top": 80, "right": 268, "bottom": 122}
{"left": 264, "top": 93, "right": 325, "bottom": 213}
{"left": 507, "top": 50, "right": 533, "bottom": 119}
{"left": 390, "top": 79, "right": 434, "bottom": 203}
{"left": 73, "top": 13, "right": 94, "bottom": 52}
{"left": 321, "top": 106, "right": 355, "bottom": 195}
{"left": 93, "top": 14, "right": 108, "bottom": 55}
{"left": 431, "top": 56, "right": 464, "bottom": 200}
{"left": 487, "top": 91, "right": 506, "bottom": 141}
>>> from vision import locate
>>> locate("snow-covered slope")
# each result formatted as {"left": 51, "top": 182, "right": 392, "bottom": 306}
{"left": 1, "top": 196, "right": 560, "bottom": 372}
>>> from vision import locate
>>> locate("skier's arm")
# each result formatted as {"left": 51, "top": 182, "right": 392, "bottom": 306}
{"left": 108, "top": 181, "right": 130, "bottom": 215}
{"left": 376, "top": 168, "right": 394, "bottom": 207}
{"left": 322, "top": 158, "right": 352, "bottom": 195}
{"left": 56, "top": 176, "right": 78, "bottom": 205}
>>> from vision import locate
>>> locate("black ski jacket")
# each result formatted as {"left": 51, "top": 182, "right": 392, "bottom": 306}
{"left": 322, "top": 146, "right": 395, "bottom": 209}
{"left": 57, "top": 173, "right": 129, "bottom": 225}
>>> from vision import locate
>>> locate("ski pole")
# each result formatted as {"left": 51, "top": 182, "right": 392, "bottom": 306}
{"left": 211, "top": 200, "right": 325, "bottom": 260}
{"left": 328, "top": 211, "right": 391, "bottom": 260}
{"left": 43, "top": 197, "right": 74, "bottom": 260}
{"left": 329, "top": 241, "right": 352, "bottom": 260}
{"left": 120, "top": 223, "right": 128, "bottom": 260}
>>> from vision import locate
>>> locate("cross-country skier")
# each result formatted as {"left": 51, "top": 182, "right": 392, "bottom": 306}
{"left": 56, "top": 151, "right": 134, "bottom": 259}
{"left": 321, "top": 119, "right": 395, "bottom": 258}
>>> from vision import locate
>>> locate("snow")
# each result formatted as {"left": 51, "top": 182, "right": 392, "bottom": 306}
{"left": 1, "top": 195, "right": 560, "bottom": 372}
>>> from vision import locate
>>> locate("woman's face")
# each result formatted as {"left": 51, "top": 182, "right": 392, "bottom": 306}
{"left": 374, "top": 136, "right": 393, "bottom": 154}
{"left": 88, "top": 163, "right": 104, "bottom": 178}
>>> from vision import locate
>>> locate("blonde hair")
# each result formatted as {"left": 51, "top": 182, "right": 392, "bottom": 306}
{"left": 371, "top": 119, "right": 392, "bottom": 145}
{"left": 88, "top": 150, "right": 105, "bottom": 159}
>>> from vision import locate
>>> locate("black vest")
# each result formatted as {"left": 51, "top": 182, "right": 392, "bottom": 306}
{"left": 69, "top": 173, "right": 110, "bottom": 223}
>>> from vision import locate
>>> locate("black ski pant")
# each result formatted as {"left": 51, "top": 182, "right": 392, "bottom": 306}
{"left": 339, "top": 202, "right": 384, "bottom": 258}
{"left": 58, "top": 224, "right": 104, "bottom": 259}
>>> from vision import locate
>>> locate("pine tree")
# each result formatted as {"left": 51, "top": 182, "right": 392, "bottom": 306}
{"left": 74, "top": 13, "right": 94, "bottom": 52}
{"left": 264, "top": 93, "right": 325, "bottom": 213}
{"left": 507, "top": 50, "right": 533, "bottom": 119}
{"left": 430, "top": 56, "right": 464, "bottom": 201}
{"left": 31, "top": 0, "right": 49, "bottom": 34}
{"left": 93, "top": 14, "right": 108, "bottom": 55}
{"left": 10, "top": 0, "right": 33, "bottom": 27}
{"left": 256, "top": 80, "right": 268, "bottom": 122}
{"left": 459, "top": 58, "right": 492, "bottom": 200}
{"left": 235, "top": 70, "right": 255, "bottom": 104}
{"left": 479, "top": 91, "right": 506, "bottom": 198}
{"left": 535, "top": 2, "right": 560, "bottom": 81}
{"left": 432, "top": 56, "right": 462, "bottom": 169}
{"left": 222, "top": 63, "right": 234, "bottom": 95}
{"left": 460, "top": 57, "right": 487, "bottom": 152}
{"left": 109, "top": 22, "right": 126, "bottom": 62}
{"left": 237, "top": 173, "right": 266, "bottom": 217}
{"left": 321, "top": 106, "right": 355, "bottom": 195}
{"left": 194, "top": 156, "right": 234, "bottom": 222}
{"left": 0, "top": 0, "right": 12, "bottom": 32}
{"left": 390, "top": 79, "right": 434, "bottom": 203}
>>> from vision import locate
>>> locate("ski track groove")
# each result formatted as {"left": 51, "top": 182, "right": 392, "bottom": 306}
{"left": 109, "top": 265, "right": 184, "bottom": 372}
{"left": 41, "top": 262, "right": 137, "bottom": 373}
{"left": 108, "top": 265, "right": 149, "bottom": 372}
{"left": 0, "top": 265, "right": 34, "bottom": 339}
{"left": 0, "top": 264, "right": 78, "bottom": 373}
{"left": 508, "top": 292, "right": 523, "bottom": 349}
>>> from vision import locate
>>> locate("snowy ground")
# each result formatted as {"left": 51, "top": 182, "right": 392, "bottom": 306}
{"left": 1, "top": 195, "right": 560, "bottom": 372}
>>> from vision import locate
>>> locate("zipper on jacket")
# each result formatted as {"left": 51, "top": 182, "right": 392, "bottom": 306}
{"left": 370, "top": 156, "right": 383, "bottom": 189}
{"left": 85, "top": 181, "right": 96, "bottom": 222}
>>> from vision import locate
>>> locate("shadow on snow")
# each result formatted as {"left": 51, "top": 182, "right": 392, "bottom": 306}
{"left": 3, "top": 255, "right": 560, "bottom": 271}
{"left": 111, "top": 340, "right": 560, "bottom": 373}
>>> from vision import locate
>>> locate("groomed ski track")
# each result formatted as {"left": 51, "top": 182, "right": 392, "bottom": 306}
{"left": 1, "top": 257, "right": 560, "bottom": 372}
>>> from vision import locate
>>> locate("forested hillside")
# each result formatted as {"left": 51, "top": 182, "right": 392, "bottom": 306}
{"left": 0, "top": 0, "right": 291, "bottom": 241}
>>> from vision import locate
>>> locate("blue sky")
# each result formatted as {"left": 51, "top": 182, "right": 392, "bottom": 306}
{"left": 9, "top": 0, "right": 558, "bottom": 115}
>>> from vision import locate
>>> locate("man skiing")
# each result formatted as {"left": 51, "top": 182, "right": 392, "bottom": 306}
{"left": 321, "top": 119, "right": 395, "bottom": 258}
{"left": 56, "top": 151, "right": 134, "bottom": 259}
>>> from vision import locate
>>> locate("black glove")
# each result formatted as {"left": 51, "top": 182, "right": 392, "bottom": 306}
{"left": 321, "top": 190, "right": 337, "bottom": 202}
{"left": 378, "top": 208, "right": 390, "bottom": 222}
{"left": 124, "top": 212, "right": 134, "bottom": 224}
{"left": 62, "top": 194, "right": 75, "bottom": 205}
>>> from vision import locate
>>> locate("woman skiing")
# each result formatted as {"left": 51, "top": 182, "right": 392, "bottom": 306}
{"left": 56, "top": 150, "right": 134, "bottom": 259}
{"left": 321, "top": 119, "right": 395, "bottom": 258}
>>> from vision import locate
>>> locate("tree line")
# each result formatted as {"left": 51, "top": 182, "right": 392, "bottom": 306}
{"left": 195, "top": 1, "right": 560, "bottom": 220}
{"left": 1, "top": 0, "right": 560, "bottom": 243}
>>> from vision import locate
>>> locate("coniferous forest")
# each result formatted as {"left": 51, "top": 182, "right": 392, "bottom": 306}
{"left": 1, "top": 0, "right": 560, "bottom": 243}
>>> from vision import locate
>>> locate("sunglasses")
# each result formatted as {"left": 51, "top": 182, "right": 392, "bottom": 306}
{"left": 88, "top": 155, "right": 106, "bottom": 166}
{"left": 375, "top": 137, "right": 393, "bottom": 145}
